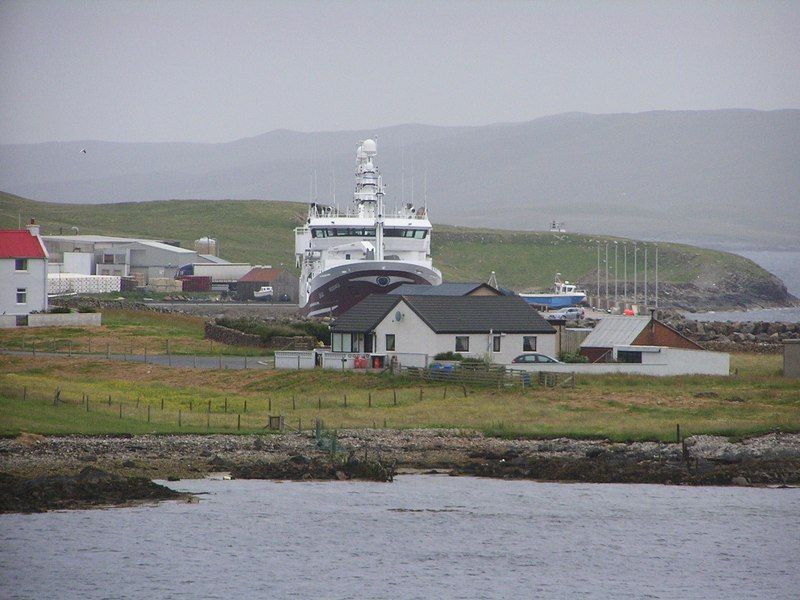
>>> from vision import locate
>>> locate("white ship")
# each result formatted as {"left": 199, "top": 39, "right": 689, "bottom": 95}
{"left": 295, "top": 139, "right": 442, "bottom": 317}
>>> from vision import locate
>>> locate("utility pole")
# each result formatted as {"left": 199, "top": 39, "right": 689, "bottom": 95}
{"left": 655, "top": 244, "right": 659, "bottom": 312}
{"left": 596, "top": 241, "right": 600, "bottom": 308}
{"left": 633, "top": 243, "right": 638, "bottom": 308}
{"left": 605, "top": 242, "right": 609, "bottom": 311}
{"left": 623, "top": 243, "right": 628, "bottom": 304}
{"left": 643, "top": 244, "right": 648, "bottom": 309}
{"left": 614, "top": 241, "right": 618, "bottom": 310}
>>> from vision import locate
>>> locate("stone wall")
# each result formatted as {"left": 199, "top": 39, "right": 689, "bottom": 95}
{"left": 204, "top": 322, "right": 315, "bottom": 350}
{"left": 669, "top": 320, "right": 800, "bottom": 353}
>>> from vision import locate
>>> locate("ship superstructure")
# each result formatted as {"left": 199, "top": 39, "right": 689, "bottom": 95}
{"left": 295, "top": 139, "right": 442, "bottom": 316}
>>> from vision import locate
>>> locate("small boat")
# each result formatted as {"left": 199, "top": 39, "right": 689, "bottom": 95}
{"left": 253, "top": 285, "right": 273, "bottom": 301}
{"left": 519, "top": 273, "right": 586, "bottom": 310}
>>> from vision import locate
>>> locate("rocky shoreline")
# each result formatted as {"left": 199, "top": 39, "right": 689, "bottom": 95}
{"left": 1, "top": 430, "right": 798, "bottom": 512}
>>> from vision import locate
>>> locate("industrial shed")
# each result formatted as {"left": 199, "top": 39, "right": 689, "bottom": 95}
{"left": 237, "top": 267, "right": 299, "bottom": 302}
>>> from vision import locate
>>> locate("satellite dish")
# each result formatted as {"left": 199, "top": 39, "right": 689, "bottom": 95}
{"left": 395, "top": 310, "right": 402, "bottom": 321}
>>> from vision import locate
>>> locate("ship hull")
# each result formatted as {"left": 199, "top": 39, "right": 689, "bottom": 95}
{"left": 303, "top": 262, "right": 442, "bottom": 317}
{"left": 519, "top": 292, "right": 586, "bottom": 310}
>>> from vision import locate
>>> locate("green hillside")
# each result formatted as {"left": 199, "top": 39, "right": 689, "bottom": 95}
{"left": 0, "top": 191, "right": 787, "bottom": 304}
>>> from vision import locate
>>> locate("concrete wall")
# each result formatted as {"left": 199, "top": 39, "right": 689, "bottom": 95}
{"left": 0, "top": 257, "right": 47, "bottom": 315}
{"left": 275, "top": 351, "right": 316, "bottom": 369}
{"left": 514, "top": 347, "right": 730, "bottom": 376}
{"left": 27, "top": 313, "right": 102, "bottom": 327}
{"left": 371, "top": 300, "right": 557, "bottom": 364}
{"left": 785, "top": 340, "right": 800, "bottom": 379}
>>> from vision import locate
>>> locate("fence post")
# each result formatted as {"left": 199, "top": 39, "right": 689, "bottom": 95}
{"left": 269, "top": 398, "right": 272, "bottom": 412}
{"left": 106, "top": 343, "right": 110, "bottom": 359}
{"left": 119, "top": 403, "right": 122, "bottom": 419}
{"left": 190, "top": 399, "right": 193, "bottom": 412}
{"left": 193, "top": 354, "right": 197, "bottom": 368}
{"left": 676, "top": 423, "right": 681, "bottom": 444}
{"left": 292, "top": 395, "right": 296, "bottom": 410}
{"left": 237, "top": 414, "right": 241, "bottom": 431}
{"left": 208, "top": 400, "right": 212, "bottom": 413}
{"left": 167, "top": 339, "right": 171, "bottom": 367}
{"left": 88, "top": 339, "right": 92, "bottom": 354}
{"left": 68, "top": 340, "right": 72, "bottom": 357}
{"left": 318, "top": 396, "right": 321, "bottom": 409}
{"left": 144, "top": 346, "right": 147, "bottom": 364}
{"left": 147, "top": 405, "right": 151, "bottom": 423}
{"left": 207, "top": 411, "right": 210, "bottom": 430}
{"left": 393, "top": 389, "right": 397, "bottom": 406}
{"left": 419, "top": 388, "right": 423, "bottom": 401}
{"left": 219, "top": 354, "right": 223, "bottom": 370}
{"left": 244, "top": 355, "right": 247, "bottom": 369}
{"left": 368, "top": 392, "right": 372, "bottom": 407}
{"left": 178, "top": 409, "right": 182, "bottom": 428}
{"left": 108, "top": 394, "right": 111, "bottom": 406}
{"left": 23, "top": 386, "right": 27, "bottom": 401}
{"left": 244, "top": 399, "right": 247, "bottom": 413}
{"left": 161, "top": 398, "right": 164, "bottom": 410}
{"left": 443, "top": 387, "right": 447, "bottom": 399}
{"left": 462, "top": 385, "right": 467, "bottom": 398}
{"left": 344, "top": 394, "right": 347, "bottom": 407}
{"left": 32, "top": 341, "right": 35, "bottom": 356}
{"left": 224, "top": 397, "right": 228, "bottom": 413}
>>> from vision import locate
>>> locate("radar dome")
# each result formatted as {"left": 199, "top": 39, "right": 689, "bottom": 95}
{"left": 361, "top": 139, "right": 377, "bottom": 156}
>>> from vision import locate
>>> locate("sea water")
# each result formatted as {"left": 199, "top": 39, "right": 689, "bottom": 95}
{"left": 1, "top": 476, "right": 798, "bottom": 599}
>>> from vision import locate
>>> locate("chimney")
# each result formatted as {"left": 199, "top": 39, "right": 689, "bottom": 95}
{"left": 26, "top": 217, "right": 40, "bottom": 237}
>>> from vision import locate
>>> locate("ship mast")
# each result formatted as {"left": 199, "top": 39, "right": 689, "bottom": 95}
{"left": 354, "top": 139, "right": 384, "bottom": 261}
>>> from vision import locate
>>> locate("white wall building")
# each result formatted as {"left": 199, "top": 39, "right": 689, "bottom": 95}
{"left": 329, "top": 294, "right": 557, "bottom": 365}
{"left": 0, "top": 222, "right": 49, "bottom": 320}
{"left": 43, "top": 234, "right": 208, "bottom": 285}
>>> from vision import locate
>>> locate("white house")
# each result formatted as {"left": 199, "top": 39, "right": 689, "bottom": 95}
{"left": 0, "top": 222, "right": 49, "bottom": 320}
{"left": 329, "top": 294, "right": 557, "bottom": 365}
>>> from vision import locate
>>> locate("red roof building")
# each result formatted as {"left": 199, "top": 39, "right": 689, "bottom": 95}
{"left": 0, "top": 229, "right": 48, "bottom": 259}
{"left": 237, "top": 267, "right": 299, "bottom": 303}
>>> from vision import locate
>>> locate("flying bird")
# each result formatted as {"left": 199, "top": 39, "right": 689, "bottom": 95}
{"left": 80, "top": 148, "right": 86, "bottom": 154}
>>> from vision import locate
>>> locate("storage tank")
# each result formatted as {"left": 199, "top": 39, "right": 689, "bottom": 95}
{"left": 194, "top": 236, "right": 217, "bottom": 256}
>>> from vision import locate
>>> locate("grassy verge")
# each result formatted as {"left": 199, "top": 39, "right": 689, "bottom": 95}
{"left": 1, "top": 353, "right": 797, "bottom": 441}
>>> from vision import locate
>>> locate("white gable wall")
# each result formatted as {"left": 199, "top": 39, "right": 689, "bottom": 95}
{"left": 0, "top": 257, "right": 48, "bottom": 315}
{"left": 372, "top": 300, "right": 557, "bottom": 364}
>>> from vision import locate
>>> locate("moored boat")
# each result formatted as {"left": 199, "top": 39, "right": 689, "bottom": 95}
{"left": 519, "top": 273, "right": 586, "bottom": 309}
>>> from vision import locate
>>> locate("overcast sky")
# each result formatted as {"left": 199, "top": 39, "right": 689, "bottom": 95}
{"left": 1, "top": 0, "right": 798, "bottom": 144}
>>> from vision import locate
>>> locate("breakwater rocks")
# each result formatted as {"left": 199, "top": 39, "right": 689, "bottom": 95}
{"left": 670, "top": 319, "right": 800, "bottom": 353}
{"left": 1, "top": 431, "right": 798, "bottom": 491}
{"left": 0, "top": 466, "right": 185, "bottom": 513}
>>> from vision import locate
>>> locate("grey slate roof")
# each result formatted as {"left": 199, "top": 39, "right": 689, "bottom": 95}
{"left": 331, "top": 294, "right": 555, "bottom": 334}
{"left": 580, "top": 316, "right": 650, "bottom": 348}
{"left": 329, "top": 295, "right": 401, "bottom": 332}
{"left": 389, "top": 282, "right": 498, "bottom": 296}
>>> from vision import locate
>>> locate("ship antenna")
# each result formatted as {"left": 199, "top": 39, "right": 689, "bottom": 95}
{"left": 401, "top": 138, "right": 405, "bottom": 205}
{"left": 424, "top": 169, "right": 427, "bottom": 207}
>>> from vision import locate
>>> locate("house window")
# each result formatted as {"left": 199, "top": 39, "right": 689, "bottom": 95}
{"left": 385, "top": 334, "right": 396, "bottom": 351}
{"left": 14, "top": 258, "right": 28, "bottom": 271}
{"left": 455, "top": 336, "right": 470, "bottom": 352}
{"left": 16, "top": 288, "right": 27, "bottom": 304}
{"left": 492, "top": 335, "right": 501, "bottom": 352}
{"left": 523, "top": 336, "right": 537, "bottom": 351}
{"left": 332, "top": 333, "right": 353, "bottom": 352}
{"left": 617, "top": 350, "right": 642, "bottom": 364}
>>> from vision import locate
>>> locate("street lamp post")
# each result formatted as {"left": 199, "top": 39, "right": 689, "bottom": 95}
{"left": 614, "top": 241, "right": 618, "bottom": 311}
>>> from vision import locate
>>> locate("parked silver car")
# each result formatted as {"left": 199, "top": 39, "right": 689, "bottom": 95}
{"left": 545, "top": 307, "right": 585, "bottom": 321}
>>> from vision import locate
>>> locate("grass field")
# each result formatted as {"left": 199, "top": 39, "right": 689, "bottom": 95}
{"left": 0, "top": 308, "right": 261, "bottom": 356}
{"left": 2, "top": 353, "right": 797, "bottom": 441}
{"left": 0, "top": 191, "right": 771, "bottom": 291}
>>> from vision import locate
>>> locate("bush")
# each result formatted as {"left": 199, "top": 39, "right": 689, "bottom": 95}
{"left": 77, "top": 306, "right": 96, "bottom": 313}
{"left": 49, "top": 306, "right": 71, "bottom": 314}
{"left": 216, "top": 317, "right": 329, "bottom": 344}
{"left": 433, "top": 351, "right": 464, "bottom": 361}
{"left": 559, "top": 351, "right": 588, "bottom": 363}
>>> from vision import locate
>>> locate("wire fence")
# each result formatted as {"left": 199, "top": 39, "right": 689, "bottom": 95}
{"left": 0, "top": 381, "right": 505, "bottom": 433}
{"left": 401, "top": 364, "right": 576, "bottom": 389}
